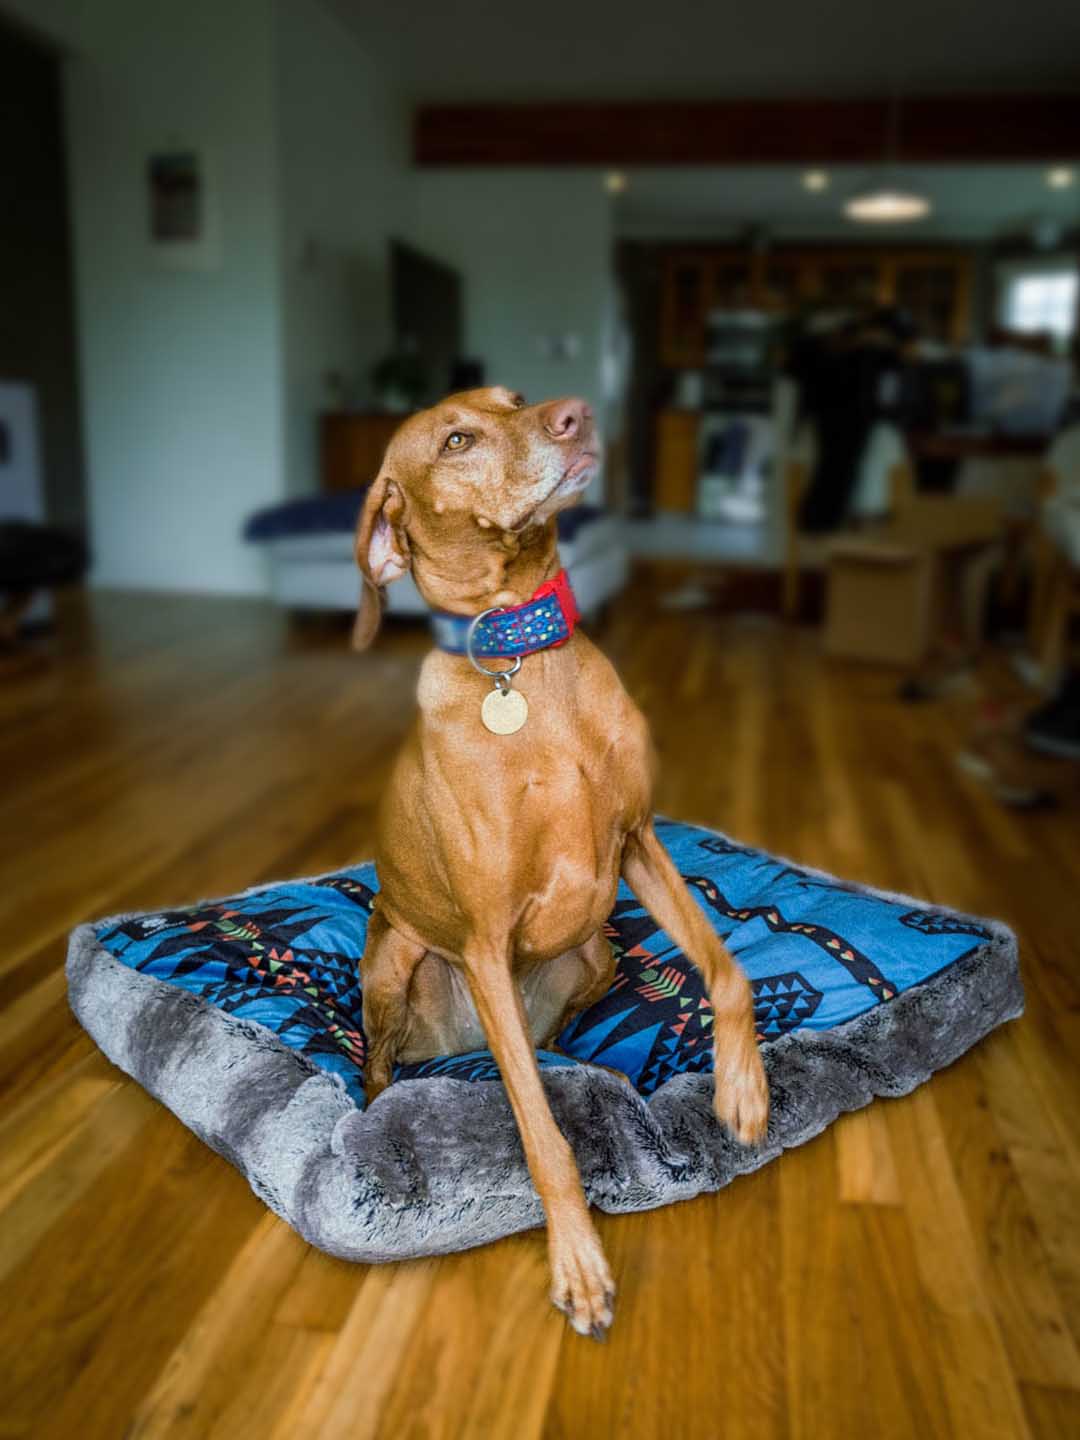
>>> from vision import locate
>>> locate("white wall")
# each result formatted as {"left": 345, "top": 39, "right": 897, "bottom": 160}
{"left": 6, "top": 3, "right": 618, "bottom": 585}
{"left": 12, "top": 0, "right": 416, "bottom": 587}
{"left": 40, "top": 0, "right": 287, "bottom": 593}
{"left": 276, "top": 0, "right": 409, "bottom": 497}
{"left": 409, "top": 170, "right": 614, "bottom": 418}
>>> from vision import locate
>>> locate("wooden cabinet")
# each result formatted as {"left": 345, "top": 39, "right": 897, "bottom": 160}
{"left": 660, "top": 258, "right": 710, "bottom": 367}
{"left": 892, "top": 257, "right": 972, "bottom": 344}
{"left": 660, "top": 253, "right": 756, "bottom": 366}
{"left": 320, "top": 413, "right": 402, "bottom": 492}
{"left": 658, "top": 246, "right": 973, "bottom": 364}
{"left": 653, "top": 410, "right": 700, "bottom": 513}
{"left": 816, "top": 258, "right": 881, "bottom": 306}
{"left": 759, "top": 260, "right": 803, "bottom": 312}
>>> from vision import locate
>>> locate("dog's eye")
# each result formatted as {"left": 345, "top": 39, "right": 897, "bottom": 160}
{"left": 444, "top": 431, "right": 470, "bottom": 452}
{"left": 511, "top": 394, "right": 526, "bottom": 409}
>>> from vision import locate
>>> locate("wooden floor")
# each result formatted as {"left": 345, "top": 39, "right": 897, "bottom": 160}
{"left": 2, "top": 584, "right": 1079, "bottom": 1440}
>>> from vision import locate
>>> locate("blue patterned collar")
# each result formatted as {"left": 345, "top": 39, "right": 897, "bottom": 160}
{"left": 429, "top": 569, "right": 581, "bottom": 659}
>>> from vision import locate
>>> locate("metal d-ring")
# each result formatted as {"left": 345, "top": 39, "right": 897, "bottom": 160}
{"left": 465, "top": 606, "right": 521, "bottom": 691}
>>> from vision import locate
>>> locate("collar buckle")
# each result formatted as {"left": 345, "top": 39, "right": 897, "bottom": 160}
{"left": 465, "top": 607, "right": 523, "bottom": 683}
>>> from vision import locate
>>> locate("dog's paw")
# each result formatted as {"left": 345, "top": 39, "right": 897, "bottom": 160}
{"left": 713, "top": 1037, "right": 769, "bottom": 1145}
{"left": 549, "top": 1221, "right": 616, "bottom": 1339}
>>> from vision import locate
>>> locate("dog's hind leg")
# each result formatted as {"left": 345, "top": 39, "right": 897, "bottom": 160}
{"left": 534, "top": 928, "right": 616, "bottom": 1047}
{"left": 462, "top": 941, "right": 616, "bottom": 1338}
{"left": 360, "top": 906, "right": 425, "bottom": 1104}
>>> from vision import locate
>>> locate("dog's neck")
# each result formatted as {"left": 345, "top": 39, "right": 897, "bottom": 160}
{"left": 411, "top": 517, "right": 561, "bottom": 616}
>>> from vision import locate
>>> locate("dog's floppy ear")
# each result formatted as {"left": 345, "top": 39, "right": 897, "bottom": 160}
{"left": 352, "top": 474, "right": 410, "bottom": 651}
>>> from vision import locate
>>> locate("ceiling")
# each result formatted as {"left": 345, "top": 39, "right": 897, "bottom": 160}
{"left": 610, "top": 164, "right": 1080, "bottom": 240}
{"left": 328, "top": 0, "right": 1080, "bottom": 103}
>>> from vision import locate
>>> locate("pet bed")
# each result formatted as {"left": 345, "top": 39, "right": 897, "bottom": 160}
{"left": 66, "top": 820, "right": 1022, "bottom": 1262}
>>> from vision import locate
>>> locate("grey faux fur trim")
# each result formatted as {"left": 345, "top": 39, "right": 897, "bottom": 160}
{"left": 66, "top": 859, "right": 1022, "bottom": 1262}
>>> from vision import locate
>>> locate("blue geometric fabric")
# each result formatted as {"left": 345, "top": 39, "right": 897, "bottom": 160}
{"left": 95, "top": 820, "right": 992, "bottom": 1109}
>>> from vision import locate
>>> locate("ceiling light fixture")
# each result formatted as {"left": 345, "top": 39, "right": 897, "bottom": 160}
{"left": 845, "top": 94, "right": 931, "bottom": 225}
{"left": 604, "top": 171, "right": 628, "bottom": 195}
{"left": 802, "top": 169, "right": 829, "bottom": 192}
{"left": 844, "top": 181, "right": 932, "bottom": 223}
{"left": 1046, "top": 165, "right": 1076, "bottom": 189}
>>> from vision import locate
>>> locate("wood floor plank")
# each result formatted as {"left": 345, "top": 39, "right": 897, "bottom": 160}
{"left": 0, "top": 1080, "right": 155, "bottom": 1286}
{"left": 272, "top": 1245, "right": 369, "bottom": 1335}
{"left": 282, "top": 1261, "right": 439, "bottom": 1440}
{"left": 1007, "top": 1143, "right": 1080, "bottom": 1350}
{"left": 0, "top": 1052, "right": 123, "bottom": 1210}
{"left": 372, "top": 1234, "right": 559, "bottom": 1440}
{"left": 931, "top": 1047, "right": 1080, "bottom": 1387}
{"left": 835, "top": 1103, "right": 903, "bottom": 1205}
{"left": 849, "top": 1203, "right": 954, "bottom": 1440}
{"left": 779, "top": 1129, "right": 870, "bottom": 1440}
{"left": 453, "top": 1241, "right": 564, "bottom": 1440}
{"left": 205, "top": 1325, "right": 332, "bottom": 1440}
{"left": 885, "top": 1088, "right": 1034, "bottom": 1440}
{"left": 126, "top": 1214, "right": 309, "bottom": 1439}
{"left": 1020, "top": 1381, "right": 1080, "bottom": 1440}
{"left": 546, "top": 1166, "right": 788, "bottom": 1440}
{"left": 4, "top": 1108, "right": 264, "bottom": 1439}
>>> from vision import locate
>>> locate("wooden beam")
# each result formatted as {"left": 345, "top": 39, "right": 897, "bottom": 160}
{"left": 414, "top": 95, "right": 1080, "bottom": 167}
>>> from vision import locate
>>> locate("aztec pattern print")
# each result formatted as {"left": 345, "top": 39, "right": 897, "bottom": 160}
{"left": 96, "top": 821, "right": 992, "bottom": 1108}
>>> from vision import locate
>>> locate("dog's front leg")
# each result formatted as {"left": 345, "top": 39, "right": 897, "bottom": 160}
{"left": 622, "top": 821, "right": 769, "bottom": 1144}
{"left": 463, "top": 944, "right": 615, "bottom": 1338}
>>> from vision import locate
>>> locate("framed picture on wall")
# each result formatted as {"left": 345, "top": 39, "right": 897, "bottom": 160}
{"left": 146, "top": 147, "right": 221, "bottom": 270}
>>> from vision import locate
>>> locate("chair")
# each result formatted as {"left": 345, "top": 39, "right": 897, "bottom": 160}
{"left": 0, "top": 521, "right": 87, "bottom": 646}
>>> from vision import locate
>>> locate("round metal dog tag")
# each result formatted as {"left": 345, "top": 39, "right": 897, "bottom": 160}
{"left": 481, "top": 686, "right": 528, "bottom": 735}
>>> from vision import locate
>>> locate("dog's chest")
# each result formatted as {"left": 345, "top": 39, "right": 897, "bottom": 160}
{"left": 384, "top": 643, "right": 653, "bottom": 957}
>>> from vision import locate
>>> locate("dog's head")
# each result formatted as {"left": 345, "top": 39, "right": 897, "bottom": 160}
{"left": 352, "top": 386, "right": 598, "bottom": 648}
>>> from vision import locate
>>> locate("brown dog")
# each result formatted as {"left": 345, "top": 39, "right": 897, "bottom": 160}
{"left": 353, "top": 386, "right": 768, "bottom": 1336}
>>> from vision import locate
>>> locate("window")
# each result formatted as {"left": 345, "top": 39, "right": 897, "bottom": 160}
{"left": 1002, "top": 267, "right": 1078, "bottom": 341}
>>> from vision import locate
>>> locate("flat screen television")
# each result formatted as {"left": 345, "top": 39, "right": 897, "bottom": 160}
{"left": 390, "top": 239, "right": 464, "bottom": 404}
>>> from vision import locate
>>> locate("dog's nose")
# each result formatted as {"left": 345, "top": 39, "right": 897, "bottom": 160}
{"left": 541, "top": 397, "right": 592, "bottom": 441}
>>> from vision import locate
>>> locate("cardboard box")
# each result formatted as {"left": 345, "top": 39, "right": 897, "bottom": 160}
{"left": 824, "top": 495, "right": 1004, "bottom": 665}
{"left": 824, "top": 539, "right": 934, "bottom": 665}
{"left": 888, "top": 495, "right": 1003, "bottom": 552}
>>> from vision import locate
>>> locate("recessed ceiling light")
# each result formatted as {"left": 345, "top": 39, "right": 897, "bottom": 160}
{"left": 845, "top": 180, "right": 931, "bottom": 223}
{"left": 1046, "top": 166, "right": 1076, "bottom": 189}
{"left": 604, "top": 171, "right": 628, "bottom": 195}
{"left": 802, "top": 169, "right": 829, "bottom": 192}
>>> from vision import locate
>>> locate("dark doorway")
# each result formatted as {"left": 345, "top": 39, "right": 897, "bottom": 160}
{"left": 0, "top": 16, "right": 85, "bottom": 532}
